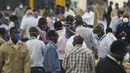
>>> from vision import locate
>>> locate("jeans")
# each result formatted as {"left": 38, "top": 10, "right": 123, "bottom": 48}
{"left": 31, "top": 67, "right": 45, "bottom": 73}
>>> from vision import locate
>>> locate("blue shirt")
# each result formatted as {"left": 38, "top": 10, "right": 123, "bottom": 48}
{"left": 44, "top": 41, "right": 60, "bottom": 73}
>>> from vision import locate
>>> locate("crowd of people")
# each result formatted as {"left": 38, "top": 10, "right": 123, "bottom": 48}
{"left": 0, "top": 1, "right": 130, "bottom": 73}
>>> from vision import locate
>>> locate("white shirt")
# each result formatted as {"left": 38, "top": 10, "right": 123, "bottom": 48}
{"left": 76, "top": 26, "right": 97, "bottom": 55}
{"left": 64, "top": 9, "right": 75, "bottom": 17}
{"left": 25, "top": 38, "right": 46, "bottom": 67}
{"left": 47, "top": 17, "right": 54, "bottom": 30}
{"left": 65, "top": 35, "right": 87, "bottom": 52}
{"left": 20, "top": 16, "right": 38, "bottom": 39}
{"left": 98, "top": 33, "right": 117, "bottom": 59}
{"left": 82, "top": 11, "right": 95, "bottom": 26}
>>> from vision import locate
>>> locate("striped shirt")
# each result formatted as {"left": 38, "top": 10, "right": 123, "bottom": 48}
{"left": 62, "top": 45, "right": 95, "bottom": 73}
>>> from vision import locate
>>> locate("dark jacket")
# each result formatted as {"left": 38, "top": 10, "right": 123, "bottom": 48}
{"left": 116, "top": 21, "right": 130, "bottom": 44}
{"left": 96, "top": 56, "right": 126, "bottom": 73}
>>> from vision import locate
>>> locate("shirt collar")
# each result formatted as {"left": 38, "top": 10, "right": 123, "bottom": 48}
{"left": 7, "top": 39, "right": 22, "bottom": 46}
{"left": 107, "top": 54, "right": 121, "bottom": 65}
{"left": 99, "top": 34, "right": 106, "bottom": 41}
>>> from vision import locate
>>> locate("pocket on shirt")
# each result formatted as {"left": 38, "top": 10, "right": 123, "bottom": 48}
{"left": 19, "top": 51, "right": 26, "bottom": 59}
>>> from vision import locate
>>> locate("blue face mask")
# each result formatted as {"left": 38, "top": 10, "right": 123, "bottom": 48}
{"left": 93, "top": 34, "right": 100, "bottom": 41}
{"left": 65, "top": 33, "right": 70, "bottom": 39}
{"left": 86, "top": 9, "right": 91, "bottom": 13}
{"left": 34, "top": 14, "right": 39, "bottom": 18}
{"left": 14, "top": 33, "right": 22, "bottom": 40}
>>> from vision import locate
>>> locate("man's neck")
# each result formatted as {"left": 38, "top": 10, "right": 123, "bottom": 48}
{"left": 11, "top": 38, "right": 18, "bottom": 44}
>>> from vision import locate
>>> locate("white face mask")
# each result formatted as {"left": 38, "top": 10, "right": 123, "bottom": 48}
{"left": 123, "top": 53, "right": 130, "bottom": 62}
{"left": 7, "top": 6, "right": 10, "bottom": 10}
{"left": 123, "top": 18, "right": 129, "bottom": 23}
{"left": 19, "top": 5, "right": 23, "bottom": 8}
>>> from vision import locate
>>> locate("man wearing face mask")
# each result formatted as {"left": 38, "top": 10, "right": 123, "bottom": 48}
{"left": 121, "top": 2, "right": 130, "bottom": 12}
{"left": 93, "top": 23, "right": 117, "bottom": 59}
{"left": 43, "top": 30, "right": 60, "bottom": 73}
{"left": 96, "top": 40, "right": 129, "bottom": 73}
{"left": 0, "top": 27, "right": 31, "bottom": 73}
{"left": 116, "top": 12, "right": 130, "bottom": 44}
{"left": 14, "top": 3, "right": 25, "bottom": 21}
{"left": 110, "top": 10, "right": 124, "bottom": 34}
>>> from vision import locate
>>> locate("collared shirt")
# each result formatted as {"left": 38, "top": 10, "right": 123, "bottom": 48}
{"left": 98, "top": 33, "right": 117, "bottom": 59}
{"left": 0, "top": 39, "right": 31, "bottom": 73}
{"left": 43, "top": 41, "right": 60, "bottom": 73}
{"left": 56, "top": 29, "right": 67, "bottom": 60}
{"left": 62, "top": 45, "right": 95, "bottom": 73}
{"left": 0, "top": 36, "right": 5, "bottom": 46}
{"left": 65, "top": 35, "right": 87, "bottom": 52}
{"left": 107, "top": 54, "right": 121, "bottom": 65}
{"left": 20, "top": 16, "right": 38, "bottom": 39}
{"left": 82, "top": 11, "right": 95, "bottom": 26}
{"left": 25, "top": 37, "right": 46, "bottom": 67}
{"left": 76, "top": 26, "right": 98, "bottom": 56}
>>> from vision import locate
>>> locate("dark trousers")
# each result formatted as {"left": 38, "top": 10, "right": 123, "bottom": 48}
{"left": 31, "top": 67, "right": 45, "bottom": 73}
{"left": 106, "top": 16, "right": 111, "bottom": 28}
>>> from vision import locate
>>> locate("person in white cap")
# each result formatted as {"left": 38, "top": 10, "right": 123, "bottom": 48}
{"left": 20, "top": 9, "right": 38, "bottom": 41}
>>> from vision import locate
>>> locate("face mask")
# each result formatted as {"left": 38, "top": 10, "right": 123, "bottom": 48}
{"left": 123, "top": 18, "right": 129, "bottom": 23}
{"left": 19, "top": 5, "right": 23, "bottom": 8}
{"left": 93, "top": 34, "right": 100, "bottom": 41}
{"left": 65, "top": 33, "right": 70, "bottom": 39}
{"left": 86, "top": 9, "right": 91, "bottom": 13}
{"left": 14, "top": 33, "right": 22, "bottom": 40}
{"left": 123, "top": 53, "right": 130, "bottom": 62}
{"left": 34, "top": 14, "right": 39, "bottom": 18}
{"left": 7, "top": 6, "right": 10, "bottom": 10}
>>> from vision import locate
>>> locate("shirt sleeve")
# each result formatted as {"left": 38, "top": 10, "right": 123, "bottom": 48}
{"left": 24, "top": 48, "right": 31, "bottom": 73}
{"left": 0, "top": 46, "right": 4, "bottom": 73}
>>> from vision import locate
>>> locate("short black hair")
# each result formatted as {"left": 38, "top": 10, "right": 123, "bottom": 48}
{"left": 110, "top": 1, "right": 113, "bottom": 5}
{"left": 73, "top": 35, "right": 83, "bottom": 45}
{"left": 0, "top": 28, "right": 6, "bottom": 35}
{"left": 65, "top": 15, "right": 74, "bottom": 25}
{"left": 54, "top": 21, "right": 63, "bottom": 31}
{"left": 110, "top": 40, "right": 129, "bottom": 56}
{"left": 9, "top": 15, "right": 18, "bottom": 22}
{"left": 75, "top": 15, "right": 83, "bottom": 27}
{"left": 29, "top": 27, "right": 39, "bottom": 37}
{"left": 106, "top": 28, "right": 112, "bottom": 34}
{"left": 38, "top": 17, "right": 47, "bottom": 28}
{"left": 10, "top": 27, "right": 19, "bottom": 35}
{"left": 46, "top": 30, "right": 59, "bottom": 41}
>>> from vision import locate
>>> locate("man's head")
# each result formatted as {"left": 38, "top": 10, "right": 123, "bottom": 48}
{"left": 9, "top": 15, "right": 18, "bottom": 22}
{"left": 73, "top": 35, "right": 83, "bottom": 46}
{"left": 54, "top": 21, "right": 63, "bottom": 31}
{"left": 26, "top": 9, "right": 34, "bottom": 17}
{"left": 106, "top": 28, "right": 112, "bottom": 34}
{"left": 122, "top": 12, "right": 130, "bottom": 23}
{"left": 65, "top": 15, "right": 74, "bottom": 25}
{"left": 46, "top": 30, "right": 59, "bottom": 43}
{"left": 110, "top": 1, "right": 113, "bottom": 6}
{"left": 117, "top": 10, "right": 124, "bottom": 18}
{"left": 10, "top": 27, "right": 21, "bottom": 41}
{"left": 115, "top": 3, "right": 119, "bottom": 9}
{"left": 110, "top": 40, "right": 129, "bottom": 61}
{"left": 124, "top": 2, "right": 127, "bottom": 7}
{"left": 0, "top": 28, "right": 6, "bottom": 36}
{"left": 86, "top": 6, "right": 93, "bottom": 12}
{"left": 29, "top": 27, "right": 39, "bottom": 38}
{"left": 93, "top": 23, "right": 105, "bottom": 38}
{"left": 75, "top": 15, "right": 83, "bottom": 27}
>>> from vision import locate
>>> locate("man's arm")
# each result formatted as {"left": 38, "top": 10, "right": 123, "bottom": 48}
{"left": 0, "top": 47, "right": 4, "bottom": 73}
{"left": 24, "top": 49, "right": 31, "bottom": 73}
